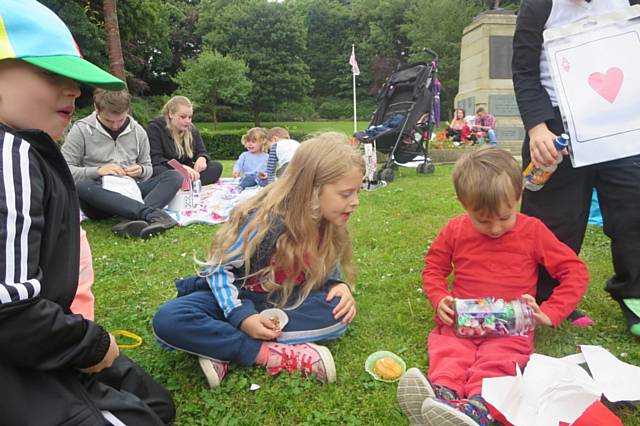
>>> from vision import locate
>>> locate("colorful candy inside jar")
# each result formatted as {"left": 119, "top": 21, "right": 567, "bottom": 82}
{"left": 453, "top": 297, "right": 535, "bottom": 338}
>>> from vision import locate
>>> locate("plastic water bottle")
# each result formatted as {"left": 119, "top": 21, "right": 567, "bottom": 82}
{"left": 523, "top": 133, "right": 569, "bottom": 191}
{"left": 453, "top": 297, "right": 536, "bottom": 338}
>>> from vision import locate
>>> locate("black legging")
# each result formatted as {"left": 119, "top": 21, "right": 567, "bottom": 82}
{"left": 199, "top": 161, "right": 223, "bottom": 185}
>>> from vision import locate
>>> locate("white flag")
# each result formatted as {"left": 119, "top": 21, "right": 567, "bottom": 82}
{"left": 349, "top": 45, "right": 360, "bottom": 76}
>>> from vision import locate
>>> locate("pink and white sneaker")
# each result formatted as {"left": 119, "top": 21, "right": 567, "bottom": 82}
{"left": 264, "top": 342, "right": 336, "bottom": 384}
{"left": 198, "top": 357, "right": 229, "bottom": 388}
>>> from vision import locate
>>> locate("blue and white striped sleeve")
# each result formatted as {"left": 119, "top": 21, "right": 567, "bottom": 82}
{"left": 266, "top": 144, "right": 278, "bottom": 183}
{"left": 205, "top": 228, "right": 258, "bottom": 328}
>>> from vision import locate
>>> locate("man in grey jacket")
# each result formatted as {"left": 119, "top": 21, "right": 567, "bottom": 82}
{"left": 62, "top": 89, "right": 182, "bottom": 238}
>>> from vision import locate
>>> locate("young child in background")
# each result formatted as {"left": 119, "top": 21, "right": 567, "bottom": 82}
{"left": 0, "top": 1, "right": 174, "bottom": 424}
{"left": 232, "top": 127, "right": 269, "bottom": 189}
{"left": 264, "top": 127, "right": 300, "bottom": 183}
{"left": 153, "top": 133, "right": 363, "bottom": 388}
{"left": 397, "top": 147, "right": 588, "bottom": 426}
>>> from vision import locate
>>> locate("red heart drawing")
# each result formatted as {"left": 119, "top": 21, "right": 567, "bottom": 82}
{"left": 588, "top": 67, "right": 623, "bottom": 103}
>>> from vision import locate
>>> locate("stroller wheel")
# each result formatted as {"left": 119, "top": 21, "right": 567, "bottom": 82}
{"left": 380, "top": 168, "right": 395, "bottom": 182}
{"left": 417, "top": 162, "right": 435, "bottom": 175}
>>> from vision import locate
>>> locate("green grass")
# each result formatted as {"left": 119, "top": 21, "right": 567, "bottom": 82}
{"left": 196, "top": 120, "right": 370, "bottom": 136}
{"left": 83, "top": 161, "right": 640, "bottom": 425}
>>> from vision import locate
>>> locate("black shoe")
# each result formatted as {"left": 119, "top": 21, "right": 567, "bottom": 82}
{"left": 112, "top": 220, "right": 149, "bottom": 238}
{"left": 140, "top": 209, "right": 177, "bottom": 239}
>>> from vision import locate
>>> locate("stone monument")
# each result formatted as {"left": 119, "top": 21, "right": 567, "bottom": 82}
{"left": 454, "top": 9, "right": 523, "bottom": 153}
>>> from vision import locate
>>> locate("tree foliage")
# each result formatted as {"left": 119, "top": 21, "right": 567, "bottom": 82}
{"left": 40, "top": 0, "right": 508, "bottom": 121}
{"left": 198, "top": 0, "right": 313, "bottom": 122}
{"left": 403, "top": 0, "right": 482, "bottom": 117}
{"left": 174, "top": 50, "right": 252, "bottom": 124}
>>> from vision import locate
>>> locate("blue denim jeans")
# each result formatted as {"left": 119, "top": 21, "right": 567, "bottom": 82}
{"left": 152, "top": 276, "right": 348, "bottom": 366}
{"left": 487, "top": 129, "right": 497, "bottom": 145}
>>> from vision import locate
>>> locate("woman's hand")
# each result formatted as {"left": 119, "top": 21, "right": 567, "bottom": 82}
{"left": 194, "top": 157, "right": 207, "bottom": 173}
{"left": 79, "top": 333, "right": 120, "bottom": 374}
{"left": 240, "top": 314, "right": 281, "bottom": 340}
{"left": 521, "top": 294, "right": 552, "bottom": 327}
{"left": 436, "top": 296, "right": 455, "bottom": 326}
{"left": 185, "top": 165, "right": 200, "bottom": 181}
{"left": 326, "top": 283, "right": 356, "bottom": 324}
{"left": 528, "top": 122, "right": 564, "bottom": 168}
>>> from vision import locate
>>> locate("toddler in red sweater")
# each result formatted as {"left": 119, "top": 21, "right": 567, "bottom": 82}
{"left": 397, "top": 147, "right": 589, "bottom": 426}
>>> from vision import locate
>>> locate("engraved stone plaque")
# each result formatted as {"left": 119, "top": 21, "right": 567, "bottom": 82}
{"left": 495, "top": 126, "right": 525, "bottom": 141}
{"left": 489, "top": 95, "right": 520, "bottom": 116}
{"left": 490, "top": 35, "right": 513, "bottom": 79}
{"left": 456, "top": 97, "right": 475, "bottom": 115}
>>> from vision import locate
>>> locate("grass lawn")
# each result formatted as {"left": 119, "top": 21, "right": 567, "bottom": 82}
{"left": 196, "top": 120, "right": 370, "bottom": 136}
{"left": 82, "top": 161, "right": 640, "bottom": 425}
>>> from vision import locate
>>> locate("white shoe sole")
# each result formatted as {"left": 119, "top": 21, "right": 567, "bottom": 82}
{"left": 198, "top": 357, "right": 221, "bottom": 388}
{"left": 397, "top": 368, "right": 435, "bottom": 425}
{"left": 421, "top": 398, "right": 478, "bottom": 426}
{"left": 309, "top": 343, "right": 336, "bottom": 384}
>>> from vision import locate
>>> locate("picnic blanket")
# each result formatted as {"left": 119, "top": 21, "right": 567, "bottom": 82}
{"left": 165, "top": 178, "right": 261, "bottom": 226}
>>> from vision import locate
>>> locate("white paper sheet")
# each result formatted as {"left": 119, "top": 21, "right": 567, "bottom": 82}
{"left": 101, "top": 175, "right": 143, "bottom": 203}
{"left": 580, "top": 344, "right": 640, "bottom": 402}
{"left": 482, "top": 354, "right": 602, "bottom": 426}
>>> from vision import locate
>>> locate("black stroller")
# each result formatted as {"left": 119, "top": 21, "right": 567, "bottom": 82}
{"left": 355, "top": 49, "right": 439, "bottom": 183}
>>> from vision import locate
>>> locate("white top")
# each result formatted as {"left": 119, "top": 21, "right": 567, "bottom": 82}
{"left": 541, "top": 0, "right": 629, "bottom": 106}
{"left": 275, "top": 138, "right": 300, "bottom": 166}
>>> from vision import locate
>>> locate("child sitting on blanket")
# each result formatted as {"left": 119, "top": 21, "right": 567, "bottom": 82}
{"left": 232, "top": 127, "right": 269, "bottom": 189}
{"left": 397, "top": 147, "right": 589, "bottom": 426}
{"left": 263, "top": 127, "right": 300, "bottom": 183}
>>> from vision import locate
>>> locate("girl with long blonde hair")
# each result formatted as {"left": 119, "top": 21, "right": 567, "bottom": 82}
{"left": 153, "top": 133, "right": 364, "bottom": 388}
{"left": 147, "top": 95, "right": 223, "bottom": 185}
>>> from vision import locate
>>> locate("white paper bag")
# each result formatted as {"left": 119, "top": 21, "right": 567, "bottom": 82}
{"left": 544, "top": 5, "right": 640, "bottom": 167}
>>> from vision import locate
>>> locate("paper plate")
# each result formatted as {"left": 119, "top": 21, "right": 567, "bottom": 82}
{"left": 365, "top": 351, "right": 406, "bottom": 383}
{"left": 260, "top": 308, "right": 289, "bottom": 330}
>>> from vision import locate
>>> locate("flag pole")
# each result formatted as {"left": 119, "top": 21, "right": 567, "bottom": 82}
{"left": 352, "top": 44, "right": 357, "bottom": 134}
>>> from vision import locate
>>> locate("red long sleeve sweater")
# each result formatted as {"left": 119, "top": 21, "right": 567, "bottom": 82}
{"left": 422, "top": 213, "right": 589, "bottom": 326}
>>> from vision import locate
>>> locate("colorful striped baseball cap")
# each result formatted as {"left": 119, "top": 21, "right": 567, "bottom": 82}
{"left": 0, "top": 0, "right": 125, "bottom": 90}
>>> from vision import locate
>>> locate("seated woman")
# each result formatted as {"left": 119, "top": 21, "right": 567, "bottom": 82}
{"left": 148, "top": 96, "right": 223, "bottom": 185}
{"left": 446, "top": 108, "right": 473, "bottom": 143}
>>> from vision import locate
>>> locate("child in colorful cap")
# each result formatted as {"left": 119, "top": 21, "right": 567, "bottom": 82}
{"left": 0, "top": 1, "right": 174, "bottom": 425}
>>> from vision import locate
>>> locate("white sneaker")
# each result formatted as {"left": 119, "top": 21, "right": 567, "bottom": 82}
{"left": 198, "top": 357, "right": 229, "bottom": 388}
{"left": 421, "top": 398, "right": 478, "bottom": 426}
{"left": 397, "top": 367, "right": 435, "bottom": 425}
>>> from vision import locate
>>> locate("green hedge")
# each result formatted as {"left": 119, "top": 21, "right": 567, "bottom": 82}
{"left": 200, "top": 129, "right": 306, "bottom": 160}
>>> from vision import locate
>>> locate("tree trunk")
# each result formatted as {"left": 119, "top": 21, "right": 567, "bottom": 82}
{"left": 103, "top": 0, "right": 126, "bottom": 83}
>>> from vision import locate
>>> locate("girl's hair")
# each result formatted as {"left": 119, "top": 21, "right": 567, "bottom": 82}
{"left": 245, "top": 127, "right": 268, "bottom": 151}
{"left": 162, "top": 96, "right": 193, "bottom": 159}
{"left": 206, "top": 132, "right": 365, "bottom": 308}
{"left": 452, "top": 146, "right": 523, "bottom": 216}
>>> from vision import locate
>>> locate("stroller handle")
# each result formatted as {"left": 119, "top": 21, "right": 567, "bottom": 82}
{"left": 421, "top": 47, "right": 438, "bottom": 62}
